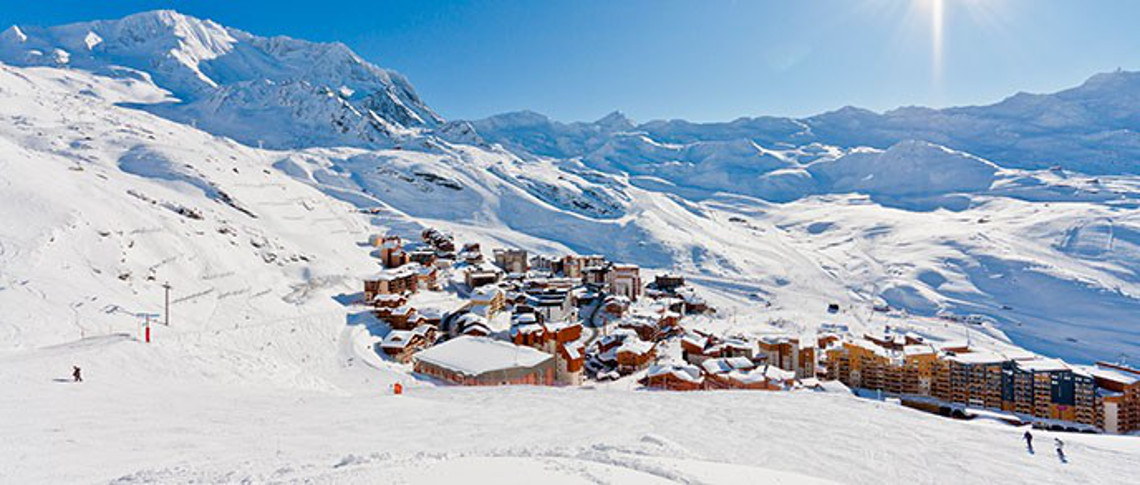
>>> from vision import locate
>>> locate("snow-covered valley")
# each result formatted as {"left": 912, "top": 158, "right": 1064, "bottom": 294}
{"left": 2, "top": 10, "right": 1140, "bottom": 484}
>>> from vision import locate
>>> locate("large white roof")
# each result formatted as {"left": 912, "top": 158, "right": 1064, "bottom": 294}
{"left": 414, "top": 336, "right": 553, "bottom": 376}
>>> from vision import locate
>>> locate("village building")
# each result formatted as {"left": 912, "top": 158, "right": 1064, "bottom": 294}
{"left": 649, "top": 273, "right": 686, "bottom": 294}
{"left": 415, "top": 265, "right": 440, "bottom": 291}
{"left": 618, "top": 309, "right": 681, "bottom": 342}
{"left": 561, "top": 254, "right": 607, "bottom": 280}
{"left": 583, "top": 266, "right": 609, "bottom": 286}
{"left": 525, "top": 287, "right": 577, "bottom": 323}
{"left": 413, "top": 336, "right": 556, "bottom": 386}
{"left": 460, "top": 243, "right": 484, "bottom": 264}
{"left": 376, "top": 305, "right": 419, "bottom": 330}
{"left": 375, "top": 236, "right": 411, "bottom": 269}
{"left": 602, "top": 295, "right": 630, "bottom": 318}
{"left": 641, "top": 364, "right": 704, "bottom": 391}
{"left": 700, "top": 356, "right": 757, "bottom": 389}
{"left": 378, "top": 324, "right": 437, "bottom": 363}
{"left": 615, "top": 338, "right": 656, "bottom": 374}
{"left": 556, "top": 341, "right": 586, "bottom": 385}
{"left": 707, "top": 337, "right": 755, "bottom": 360}
{"left": 408, "top": 248, "right": 438, "bottom": 268}
{"left": 421, "top": 228, "right": 455, "bottom": 253}
{"left": 681, "top": 332, "right": 712, "bottom": 365}
{"left": 464, "top": 263, "right": 502, "bottom": 288}
{"left": 606, "top": 264, "right": 642, "bottom": 301}
{"left": 1089, "top": 362, "right": 1140, "bottom": 434}
{"left": 363, "top": 264, "right": 420, "bottom": 301}
{"left": 468, "top": 285, "right": 506, "bottom": 318}
{"left": 492, "top": 248, "right": 529, "bottom": 274}
{"left": 455, "top": 313, "right": 492, "bottom": 337}
{"left": 418, "top": 307, "right": 444, "bottom": 328}
{"left": 722, "top": 365, "right": 797, "bottom": 391}
{"left": 371, "top": 293, "right": 406, "bottom": 309}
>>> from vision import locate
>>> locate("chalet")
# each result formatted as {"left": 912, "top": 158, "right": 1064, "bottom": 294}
{"left": 376, "top": 236, "right": 411, "bottom": 269}
{"left": 464, "top": 263, "right": 502, "bottom": 288}
{"left": 378, "top": 324, "right": 436, "bottom": 363}
{"left": 510, "top": 318, "right": 546, "bottom": 348}
{"left": 371, "top": 293, "right": 406, "bottom": 309}
{"left": 722, "top": 365, "right": 796, "bottom": 391}
{"left": 701, "top": 356, "right": 758, "bottom": 389}
{"left": 469, "top": 285, "right": 506, "bottom": 318}
{"left": 649, "top": 273, "right": 686, "bottom": 293}
{"left": 408, "top": 249, "right": 438, "bottom": 268}
{"left": 616, "top": 315, "right": 655, "bottom": 342}
{"left": 606, "top": 264, "right": 642, "bottom": 301}
{"left": 421, "top": 228, "right": 455, "bottom": 253}
{"left": 681, "top": 332, "right": 711, "bottom": 364}
{"left": 363, "top": 264, "right": 419, "bottom": 300}
{"left": 418, "top": 307, "right": 444, "bottom": 328}
{"left": 641, "top": 364, "right": 704, "bottom": 391}
{"left": 602, "top": 295, "right": 630, "bottom": 318}
{"left": 615, "top": 338, "right": 656, "bottom": 374}
{"left": 413, "top": 336, "right": 556, "bottom": 386}
{"left": 455, "top": 313, "right": 492, "bottom": 337}
{"left": 416, "top": 265, "right": 440, "bottom": 291}
{"left": 708, "top": 338, "right": 755, "bottom": 360}
{"left": 460, "top": 243, "right": 484, "bottom": 264}
{"left": 676, "top": 287, "right": 711, "bottom": 314}
{"left": 492, "top": 248, "right": 529, "bottom": 274}
{"left": 376, "top": 305, "right": 418, "bottom": 330}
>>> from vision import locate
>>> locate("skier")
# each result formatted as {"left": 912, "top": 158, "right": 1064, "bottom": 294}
{"left": 72, "top": 366, "right": 82, "bottom": 383}
{"left": 1023, "top": 430, "right": 1034, "bottom": 453}
{"left": 1054, "top": 438, "right": 1066, "bottom": 462}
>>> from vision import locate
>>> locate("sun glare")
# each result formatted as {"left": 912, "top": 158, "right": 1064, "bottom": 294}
{"left": 928, "top": 0, "right": 945, "bottom": 84}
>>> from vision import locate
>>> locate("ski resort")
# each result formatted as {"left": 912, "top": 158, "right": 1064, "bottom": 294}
{"left": 356, "top": 228, "right": 1140, "bottom": 436}
{"left": 3, "top": 4, "right": 1140, "bottom": 484}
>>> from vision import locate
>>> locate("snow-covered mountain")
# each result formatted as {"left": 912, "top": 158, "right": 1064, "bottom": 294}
{"left": 475, "top": 71, "right": 1140, "bottom": 175}
{"left": 0, "top": 10, "right": 441, "bottom": 149}
{"left": 2, "top": 11, "right": 1140, "bottom": 482}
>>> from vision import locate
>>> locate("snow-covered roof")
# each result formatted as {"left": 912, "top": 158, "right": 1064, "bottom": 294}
{"left": 617, "top": 338, "right": 654, "bottom": 356}
{"left": 1087, "top": 365, "right": 1140, "bottom": 385}
{"left": 681, "top": 333, "right": 708, "bottom": 349}
{"left": 947, "top": 351, "right": 1007, "bottom": 365}
{"left": 455, "top": 312, "right": 488, "bottom": 327}
{"left": 701, "top": 357, "right": 756, "bottom": 375}
{"left": 471, "top": 285, "right": 503, "bottom": 301}
{"left": 372, "top": 293, "right": 405, "bottom": 303}
{"left": 729, "top": 365, "right": 795, "bottom": 384}
{"left": 903, "top": 344, "right": 936, "bottom": 356}
{"left": 1016, "top": 358, "right": 1069, "bottom": 373}
{"left": 512, "top": 312, "right": 538, "bottom": 325}
{"left": 646, "top": 364, "right": 702, "bottom": 383}
{"left": 380, "top": 330, "right": 413, "bottom": 349}
{"left": 414, "top": 336, "right": 553, "bottom": 376}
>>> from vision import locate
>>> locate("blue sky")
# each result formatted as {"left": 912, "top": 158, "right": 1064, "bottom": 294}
{"left": 3, "top": 1, "right": 1139, "bottom": 122}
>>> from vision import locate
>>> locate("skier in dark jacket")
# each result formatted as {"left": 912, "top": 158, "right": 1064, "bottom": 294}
{"left": 1055, "top": 438, "right": 1066, "bottom": 462}
{"left": 72, "top": 366, "right": 82, "bottom": 383}
{"left": 1023, "top": 430, "right": 1034, "bottom": 453}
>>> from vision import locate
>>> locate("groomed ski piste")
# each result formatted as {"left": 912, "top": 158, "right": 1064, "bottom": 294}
{"left": 1, "top": 10, "right": 1140, "bottom": 484}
